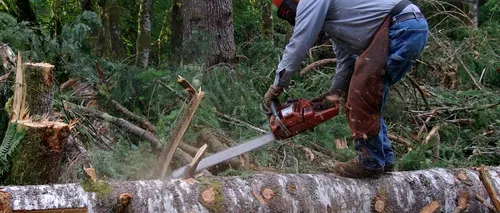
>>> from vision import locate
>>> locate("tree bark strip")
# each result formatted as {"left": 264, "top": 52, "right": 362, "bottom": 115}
{"left": 182, "top": 0, "right": 236, "bottom": 67}
{"left": 2, "top": 167, "right": 500, "bottom": 212}
{"left": 136, "top": 0, "right": 152, "bottom": 68}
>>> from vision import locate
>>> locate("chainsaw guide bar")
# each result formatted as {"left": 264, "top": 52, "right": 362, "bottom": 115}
{"left": 170, "top": 133, "right": 275, "bottom": 179}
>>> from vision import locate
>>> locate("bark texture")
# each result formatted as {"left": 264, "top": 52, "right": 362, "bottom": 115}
{"left": 5, "top": 120, "right": 71, "bottom": 185}
{"left": 136, "top": 0, "right": 152, "bottom": 68}
{"left": 170, "top": 0, "right": 183, "bottom": 65}
{"left": 24, "top": 63, "right": 55, "bottom": 116}
{"left": 2, "top": 167, "right": 500, "bottom": 212}
{"left": 182, "top": 0, "right": 236, "bottom": 67}
{"left": 260, "top": 0, "right": 273, "bottom": 40}
{"left": 108, "top": 0, "right": 126, "bottom": 60}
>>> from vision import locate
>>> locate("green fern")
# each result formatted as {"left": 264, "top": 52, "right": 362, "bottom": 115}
{"left": 0, "top": 123, "right": 26, "bottom": 175}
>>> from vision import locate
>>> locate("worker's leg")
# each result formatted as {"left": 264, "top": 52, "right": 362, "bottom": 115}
{"left": 353, "top": 80, "right": 391, "bottom": 172}
{"left": 380, "top": 82, "right": 395, "bottom": 167}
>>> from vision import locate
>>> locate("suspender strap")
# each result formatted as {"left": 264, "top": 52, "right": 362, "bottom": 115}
{"left": 389, "top": 0, "right": 412, "bottom": 17}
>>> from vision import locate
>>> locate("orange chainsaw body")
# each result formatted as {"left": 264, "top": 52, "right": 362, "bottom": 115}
{"left": 269, "top": 98, "right": 339, "bottom": 140}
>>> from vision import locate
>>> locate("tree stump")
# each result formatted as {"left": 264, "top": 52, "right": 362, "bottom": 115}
{"left": 5, "top": 120, "right": 70, "bottom": 185}
{"left": 24, "top": 63, "right": 55, "bottom": 117}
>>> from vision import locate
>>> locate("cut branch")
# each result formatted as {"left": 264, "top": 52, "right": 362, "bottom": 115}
{"left": 299, "top": 58, "right": 337, "bottom": 76}
{"left": 3, "top": 167, "right": 500, "bottom": 212}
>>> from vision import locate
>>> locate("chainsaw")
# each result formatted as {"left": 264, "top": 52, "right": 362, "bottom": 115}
{"left": 170, "top": 98, "right": 339, "bottom": 179}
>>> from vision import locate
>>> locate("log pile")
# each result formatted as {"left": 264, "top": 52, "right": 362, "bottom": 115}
{"left": 1, "top": 167, "right": 499, "bottom": 212}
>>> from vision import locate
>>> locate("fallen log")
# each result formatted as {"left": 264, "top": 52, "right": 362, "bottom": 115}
{"left": 2, "top": 167, "right": 499, "bottom": 212}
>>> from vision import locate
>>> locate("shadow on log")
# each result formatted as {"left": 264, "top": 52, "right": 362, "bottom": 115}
{"left": 1, "top": 167, "right": 499, "bottom": 212}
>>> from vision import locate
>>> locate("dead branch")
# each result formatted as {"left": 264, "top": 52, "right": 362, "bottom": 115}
{"left": 183, "top": 144, "right": 208, "bottom": 179}
{"left": 179, "top": 142, "right": 202, "bottom": 156}
{"left": 299, "top": 58, "right": 337, "bottom": 76}
{"left": 458, "top": 58, "right": 483, "bottom": 90}
{"left": 452, "top": 191, "right": 468, "bottom": 213}
{"left": 111, "top": 99, "right": 157, "bottom": 133}
{"left": 388, "top": 133, "right": 412, "bottom": 147}
{"left": 158, "top": 76, "right": 205, "bottom": 179}
{"left": 64, "top": 101, "right": 160, "bottom": 150}
{"left": 215, "top": 111, "right": 268, "bottom": 134}
{"left": 432, "top": 131, "right": 441, "bottom": 163}
{"left": 475, "top": 194, "right": 497, "bottom": 212}
{"left": 59, "top": 78, "right": 77, "bottom": 91}
{"left": 0, "top": 71, "right": 11, "bottom": 83}
{"left": 155, "top": 79, "right": 185, "bottom": 101}
{"left": 417, "top": 108, "right": 438, "bottom": 138}
{"left": 407, "top": 75, "right": 430, "bottom": 110}
{"left": 446, "top": 119, "right": 475, "bottom": 124}
{"left": 424, "top": 124, "right": 443, "bottom": 144}
{"left": 478, "top": 165, "right": 500, "bottom": 212}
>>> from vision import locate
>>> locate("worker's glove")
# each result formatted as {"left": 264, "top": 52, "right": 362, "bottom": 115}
{"left": 261, "top": 85, "right": 283, "bottom": 116}
{"left": 312, "top": 90, "right": 341, "bottom": 109}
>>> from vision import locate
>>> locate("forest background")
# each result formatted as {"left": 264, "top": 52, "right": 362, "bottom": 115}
{"left": 0, "top": 0, "right": 498, "bottom": 184}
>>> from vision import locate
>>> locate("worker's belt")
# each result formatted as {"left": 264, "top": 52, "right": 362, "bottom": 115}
{"left": 391, "top": 12, "right": 425, "bottom": 25}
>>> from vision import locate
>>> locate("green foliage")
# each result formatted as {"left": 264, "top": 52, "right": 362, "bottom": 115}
{"left": 0, "top": 123, "right": 26, "bottom": 176}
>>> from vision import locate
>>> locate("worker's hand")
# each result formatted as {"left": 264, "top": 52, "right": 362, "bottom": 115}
{"left": 312, "top": 90, "right": 341, "bottom": 109}
{"left": 261, "top": 85, "right": 283, "bottom": 115}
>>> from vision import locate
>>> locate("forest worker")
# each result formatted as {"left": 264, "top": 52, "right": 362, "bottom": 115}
{"left": 262, "top": 0, "right": 429, "bottom": 178}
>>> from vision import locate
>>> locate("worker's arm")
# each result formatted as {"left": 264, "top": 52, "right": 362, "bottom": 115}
{"left": 273, "top": 0, "right": 331, "bottom": 88}
{"left": 329, "top": 42, "right": 357, "bottom": 94}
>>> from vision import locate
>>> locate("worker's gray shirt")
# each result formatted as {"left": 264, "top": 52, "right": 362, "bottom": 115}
{"left": 273, "top": 0, "right": 421, "bottom": 92}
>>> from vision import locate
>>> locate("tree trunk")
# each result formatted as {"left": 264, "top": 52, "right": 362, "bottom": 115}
{"left": 2, "top": 167, "right": 499, "bottom": 212}
{"left": 4, "top": 120, "right": 71, "bottom": 185}
{"left": 260, "top": 0, "right": 273, "bottom": 40}
{"left": 108, "top": 0, "right": 126, "bottom": 60}
{"left": 97, "top": 0, "right": 112, "bottom": 58}
{"left": 15, "top": 0, "right": 36, "bottom": 25}
{"left": 135, "top": 0, "right": 152, "bottom": 68}
{"left": 467, "top": 0, "right": 479, "bottom": 29}
{"left": 170, "top": 0, "right": 183, "bottom": 65}
{"left": 182, "top": 0, "right": 236, "bottom": 67}
{"left": 80, "top": 0, "right": 94, "bottom": 11}
{"left": 24, "top": 63, "right": 55, "bottom": 117}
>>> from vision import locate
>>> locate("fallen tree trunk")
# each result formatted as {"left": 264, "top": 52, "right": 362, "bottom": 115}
{"left": 2, "top": 167, "right": 499, "bottom": 212}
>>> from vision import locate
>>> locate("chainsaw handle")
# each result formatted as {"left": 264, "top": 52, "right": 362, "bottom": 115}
{"left": 270, "top": 101, "right": 280, "bottom": 119}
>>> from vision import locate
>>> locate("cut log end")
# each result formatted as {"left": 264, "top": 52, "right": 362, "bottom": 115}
{"left": 201, "top": 187, "right": 216, "bottom": 204}
{"left": 0, "top": 190, "right": 11, "bottom": 213}
{"left": 18, "top": 120, "right": 70, "bottom": 153}
{"left": 25, "top": 62, "right": 55, "bottom": 86}
{"left": 262, "top": 188, "right": 275, "bottom": 201}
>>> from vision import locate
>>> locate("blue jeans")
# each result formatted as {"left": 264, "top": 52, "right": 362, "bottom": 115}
{"left": 355, "top": 14, "right": 429, "bottom": 170}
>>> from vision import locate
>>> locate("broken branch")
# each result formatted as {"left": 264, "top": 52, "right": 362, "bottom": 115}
{"left": 183, "top": 144, "right": 208, "bottom": 179}
{"left": 299, "top": 58, "right": 337, "bottom": 76}
{"left": 478, "top": 165, "right": 500, "bottom": 212}
{"left": 158, "top": 76, "right": 205, "bottom": 179}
